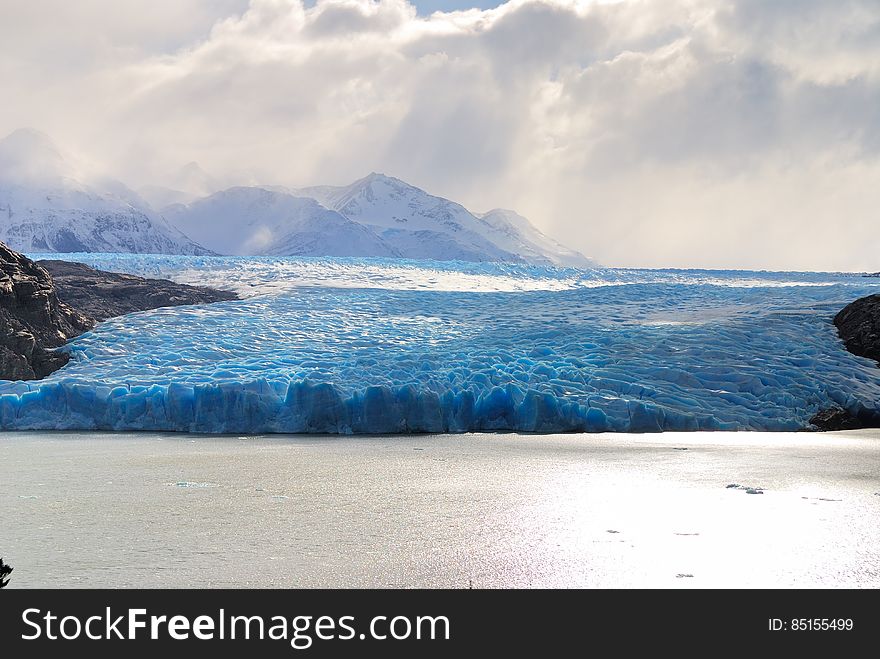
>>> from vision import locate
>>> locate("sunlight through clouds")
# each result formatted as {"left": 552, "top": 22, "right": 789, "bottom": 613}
{"left": 1, "top": 0, "right": 879, "bottom": 270}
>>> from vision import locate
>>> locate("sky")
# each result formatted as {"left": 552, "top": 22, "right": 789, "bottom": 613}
{"left": 413, "top": 1, "right": 502, "bottom": 11}
{"left": 1, "top": 0, "right": 879, "bottom": 271}
{"left": 308, "top": 0, "right": 505, "bottom": 11}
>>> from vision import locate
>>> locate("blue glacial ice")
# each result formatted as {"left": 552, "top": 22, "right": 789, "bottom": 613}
{"left": 2, "top": 254, "right": 880, "bottom": 434}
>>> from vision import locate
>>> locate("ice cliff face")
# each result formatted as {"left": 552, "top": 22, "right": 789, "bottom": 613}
{"left": 2, "top": 254, "right": 880, "bottom": 434}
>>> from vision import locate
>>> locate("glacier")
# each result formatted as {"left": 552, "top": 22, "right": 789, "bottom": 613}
{"left": 2, "top": 253, "right": 880, "bottom": 434}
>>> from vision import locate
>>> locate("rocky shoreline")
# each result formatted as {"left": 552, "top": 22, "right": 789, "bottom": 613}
{"left": 1, "top": 242, "right": 236, "bottom": 381}
{"left": 37, "top": 259, "right": 237, "bottom": 324}
{"left": 834, "top": 294, "right": 880, "bottom": 365}
{"left": 809, "top": 293, "right": 880, "bottom": 430}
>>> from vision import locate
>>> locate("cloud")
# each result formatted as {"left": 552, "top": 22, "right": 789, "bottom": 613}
{"left": 2, "top": 0, "right": 880, "bottom": 270}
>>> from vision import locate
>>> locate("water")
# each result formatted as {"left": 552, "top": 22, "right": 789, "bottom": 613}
{"left": 5, "top": 257, "right": 877, "bottom": 588}
{"left": 2, "top": 430, "right": 879, "bottom": 588}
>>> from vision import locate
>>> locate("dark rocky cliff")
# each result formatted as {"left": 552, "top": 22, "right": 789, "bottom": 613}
{"left": 1, "top": 242, "right": 236, "bottom": 381}
{"left": 834, "top": 294, "right": 880, "bottom": 365}
{"left": 810, "top": 294, "right": 880, "bottom": 430}
{"left": 1, "top": 242, "right": 91, "bottom": 379}
{"left": 38, "top": 259, "right": 237, "bottom": 323}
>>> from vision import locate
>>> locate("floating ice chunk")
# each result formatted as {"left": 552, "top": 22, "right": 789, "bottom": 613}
{"left": 168, "top": 481, "right": 219, "bottom": 488}
{"left": 727, "top": 484, "right": 765, "bottom": 494}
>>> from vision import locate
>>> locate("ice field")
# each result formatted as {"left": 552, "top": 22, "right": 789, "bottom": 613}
{"left": 2, "top": 254, "right": 880, "bottom": 434}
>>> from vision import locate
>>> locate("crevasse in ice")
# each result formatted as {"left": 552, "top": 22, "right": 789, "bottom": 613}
{"left": 2, "top": 254, "right": 879, "bottom": 434}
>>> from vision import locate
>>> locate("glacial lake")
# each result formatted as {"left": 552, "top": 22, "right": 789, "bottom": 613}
{"left": 2, "top": 430, "right": 879, "bottom": 588}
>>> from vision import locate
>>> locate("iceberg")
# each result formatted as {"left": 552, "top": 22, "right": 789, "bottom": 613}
{"left": 2, "top": 254, "right": 880, "bottom": 434}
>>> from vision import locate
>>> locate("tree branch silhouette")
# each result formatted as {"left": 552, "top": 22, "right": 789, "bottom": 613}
{"left": 0, "top": 557, "right": 13, "bottom": 588}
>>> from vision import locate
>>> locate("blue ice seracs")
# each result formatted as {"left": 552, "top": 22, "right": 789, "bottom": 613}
{"left": 2, "top": 255, "right": 880, "bottom": 434}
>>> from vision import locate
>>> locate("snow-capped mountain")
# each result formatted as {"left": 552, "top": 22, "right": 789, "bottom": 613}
{"left": 477, "top": 208, "right": 596, "bottom": 268}
{"left": 0, "top": 128, "right": 594, "bottom": 265}
{"left": 167, "top": 174, "right": 595, "bottom": 264}
{"left": 0, "top": 183, "right": 213, "bottom": 255}
{"left": 298, "top": 173, "right": 596, "bottom": 266}
{"left": 298, "top": 173, "right": 522, "bottom": 263}
{"left": 0, "top": 129, "right": 212, "bottom": 255}
{"left": 164, "top": 187, "right": 399, "bottom": 258}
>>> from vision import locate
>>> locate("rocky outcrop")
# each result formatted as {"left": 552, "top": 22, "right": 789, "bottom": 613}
{"left": 816, "top": 294, "right": 880, "bottom": 431}
{"left": 2, "top": 242, "right": 236, "bottom": 381}
{"left": 1, "top": 242, "right": 92, "bottom": 379}
{"left": 809, "top": 407, "right": 864, "bottom": 431}
{"left": 38, "top": 260, "right": 237, "bottom": 323}
{"left": 834, "top": 294, "right": 880, "bottom": 365}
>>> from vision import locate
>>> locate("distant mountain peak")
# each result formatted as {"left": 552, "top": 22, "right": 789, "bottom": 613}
{"left": 178, "top": 161, "right": 208, "bottom": 176}
{"left": 0, "top": 127, "right": 70, "bottom": 183}
{"left": 1, "top": 127, "right": 61, "bottom": 152}
{"left": 289, "top": 174, "right": 595, "bottom": 266}
{"left": 0, "top": 129, "right": 212, "bottom": 256}
{"left": 172, "top": 161, "right": 220, "bottom": 197}
{"left": 0, "top": 131, "right": 594, "bottom": 265}
{"left": 355, "top": 171, "right": 409, "bottom": 189}
{"left": 164, "top": 185, "right": 398, "bottom": 258}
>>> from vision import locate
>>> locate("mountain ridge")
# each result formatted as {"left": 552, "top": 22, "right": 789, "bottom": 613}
{"left": 0, "top": 129, "right": 214, "bottom": 256}
{"left": 0, "top": 130, "right": 595, "bottom": 266}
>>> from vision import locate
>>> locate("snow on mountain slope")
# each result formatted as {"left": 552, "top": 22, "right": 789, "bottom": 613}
{"left": 164, "top": 187, "right": 399, "bottom": 257}
{"left": 299, "top": 173, "right": 593, "bottom": 266}
{"left": 0, "top": 184, "right": 212, "bottom": 255}
{"left": 0, "top": 129, "right": 212, "bottom": 255}
{"left": 478, "top": 208, "right": 597, "bottom": 268}
{"left": 371, "top": 229, "right": 501, "bottom": 262}
{"left": 0, "top": 128, "right": 595, "bottom": 264}
{"left": 298, "top": 173, "right": 525, "bottom": 263}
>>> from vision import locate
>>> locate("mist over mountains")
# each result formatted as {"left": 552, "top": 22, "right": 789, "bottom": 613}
{"left": 0, "top": 129, "right": 594, "bottom": 267}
